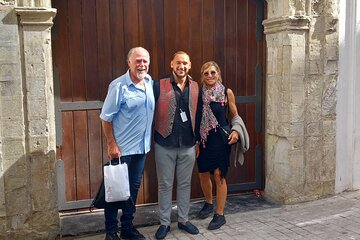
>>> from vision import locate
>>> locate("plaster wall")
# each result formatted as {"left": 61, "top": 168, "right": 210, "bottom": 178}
{"left": 336, "top": 0, "right": 360, "bottom": 192}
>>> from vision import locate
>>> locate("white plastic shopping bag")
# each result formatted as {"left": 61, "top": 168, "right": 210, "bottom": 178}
{"left": 103, "top": 159, "right": 130, "bottom": 202}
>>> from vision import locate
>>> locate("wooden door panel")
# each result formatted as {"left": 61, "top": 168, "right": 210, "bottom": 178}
{"left": 61, "top": 111, "right": 76, "bottom": 201}
{"left": 88, "top": 110, "right": 103, "bottom": 198}
{"left": 73, "top": 111, "right": 90, "bottom": 199}
{"left": 53, "top": 0, "right": 265, "bottom": 210}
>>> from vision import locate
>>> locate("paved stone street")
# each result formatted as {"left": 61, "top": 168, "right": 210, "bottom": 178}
{"left": 63, "top": 190, "right": 360, "bottom": 240}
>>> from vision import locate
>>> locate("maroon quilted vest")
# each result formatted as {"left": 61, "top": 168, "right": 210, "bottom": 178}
{"left": 155, "top": 77, "right": 199, "bottom": 138}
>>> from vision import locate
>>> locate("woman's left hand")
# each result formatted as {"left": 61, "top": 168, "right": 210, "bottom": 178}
{"left": 195, "top": 143, "right": 200, "bottom": 158}
{"left": 228, "top": 130, "right": 240, "bottom": 145}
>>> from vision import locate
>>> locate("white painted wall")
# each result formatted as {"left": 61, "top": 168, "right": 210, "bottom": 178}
{"left": 336, "top": 0, "right": 360, "bottom": 192}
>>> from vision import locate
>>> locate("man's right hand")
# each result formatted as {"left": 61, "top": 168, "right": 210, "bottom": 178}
{"left": 108, "top": 141, "right": 121, "bottom": 159}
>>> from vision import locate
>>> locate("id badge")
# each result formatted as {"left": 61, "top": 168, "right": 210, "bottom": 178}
{"left": 180, "top": 110, "right": 188, "bottom": 122}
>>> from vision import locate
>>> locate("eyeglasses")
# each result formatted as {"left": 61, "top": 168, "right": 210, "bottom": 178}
{"left": 202, "top": 71, "right": 217, "bottom": 77}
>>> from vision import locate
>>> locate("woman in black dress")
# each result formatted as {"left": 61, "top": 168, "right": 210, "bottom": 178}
{"left": 195, "top": 61, "right": 240, "bottom": 230}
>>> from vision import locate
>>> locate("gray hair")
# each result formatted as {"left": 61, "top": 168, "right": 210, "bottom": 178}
{"left": 127, "top": 47, "right": 150, "bottom": 62}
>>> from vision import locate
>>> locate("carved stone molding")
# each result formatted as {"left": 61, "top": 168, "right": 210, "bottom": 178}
{"left": 263, "top": 15, "right": 311, "bottom": 34}
{"left": 14, "top": 7, "right": 56, "bottom": 27}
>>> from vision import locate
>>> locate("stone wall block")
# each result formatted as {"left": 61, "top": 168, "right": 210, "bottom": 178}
{"left": 29, "top": 119, "right": 48, "bottom": 137}
{"left": 0, "top": 46, "right": 19, "bottom": 64}
{"left": 17, "top": 0, "right": 52, "bottom": 8}
{"left": 305, "top": 101, "right": 322, "bottom": 122}
{"left": 265, "top": 120, "right": 277, "bottom": 135}
{"left": 309, "top": 59, "right": 322, "bottom": 75}
{"left": 288, "top": 149, "right": 305, "bottom": 182}
{"left": 5, "top": 187, "right": 31, "bottom": 216}
{"left": 282, "top": 45, "right": 292, "bottom": 75}
{"left": 0, "top": 1, "right": 15, "bottom": 6}
{"left": 25, "top": 62, "right": 46, "bottom": 79}
{"left": 29, "top": 210, "right": 59, "bottom": 238}
{"left": 0, "top": 218, "right": 6, "bottom": 236}
{"left": 266, "top": 0, "right": 284, "bottom": 19}
{"left": 286, "top": 122, "right": 304, "bottom": 137}
{"left": 26, "top": 76, "right": 45, "bottom": 97}
{"left": 325, "top": 44, "right": 338, "bottom": 61}
{"left": 321, "top": 120, "right": 336, "bottom": 181}
{"left": 265, "top": 138, "right": 287, "bottom": 202}
{"left": 324, "top": 60, "right": 338, "bottom": 75}
{"left": 266, "top": 0, "right": 306, "bottom": 19}
{"left": 309, "top": 43, "right": 322, "bottom": 59}
{"left": 27, "top": 99, "right": 47, "bottom": 118}
{"left": 0, "top": 9, "right": 17, "bottom": 47}
{"left": 282, "top": 32, "right": 305, "bottom": 46}
{"left": 325, "top": 32, "right": 339, "bottom": 45}
{"left": 305, "top": 121, "right": 322, "bottom": 137}
{"left": 0, "top": 96, "right": 24, "bottom": 120}
{"left": 266, "top": 75, "right": 288, "bottom": 122}
{"left": 266, "top": 44, "right": 284, "bottom": 76}
{"left": 306, "top": 75, "right": 322, "bottom": 97}
{"left": 0, "top": 63, "right": 20, "bottom": 82}
{"left": 2, "top": 120, "right": 24, "bottom": 138}
{"left": 305, "top": 76, "right": 323, "bottom": 122}
{"left": 30, "top": 153, "right": 57, "bottom": 211}
{"left": 28, "top": 136, "right": 50, "bottom": 153}
{"left": 0, "top": 77, "right": 23, "bottom": 96}
{"left": 2, "top": 138, "right": 25, "bottom": 163}
{"left": 304, "top": 135, "right": 323, "bottom": 179}
{"left": 322, "top": 75, "right": 337, "bottom": 118}
{"left": 288, "top": 136, "right": 304, "bottom": 150}
{"left": 265, "top": 136, "right": 306, "bottom": 203}
{"left": 3, "top": 157, "right": 27, "bottom": 191}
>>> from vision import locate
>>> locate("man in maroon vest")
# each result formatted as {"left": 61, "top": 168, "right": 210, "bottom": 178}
{"left": 153, "top": 51, "right": 200, "bottom": 239}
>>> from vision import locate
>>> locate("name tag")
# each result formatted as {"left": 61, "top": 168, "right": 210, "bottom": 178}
{"left": 180, "top": 110, "right": 188, "bottom": 122}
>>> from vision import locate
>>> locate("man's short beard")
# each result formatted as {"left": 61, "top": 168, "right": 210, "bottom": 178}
{"left": 173, "top": 71, "right": 187, "bottom": 79}
{"left": 136, "top": 72, "right": 146, "bottom": 80}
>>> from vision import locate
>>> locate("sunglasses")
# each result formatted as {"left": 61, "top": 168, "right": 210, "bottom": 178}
{"left": 203, "top": 71, "right": 217, "bottom": 77}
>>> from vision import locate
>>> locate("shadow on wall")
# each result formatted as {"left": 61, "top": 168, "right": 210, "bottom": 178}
{"left": 0, "top": 151, "right": 60, "bottom": 239}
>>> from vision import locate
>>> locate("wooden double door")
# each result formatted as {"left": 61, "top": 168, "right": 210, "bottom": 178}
{"left": 52, "top": 0, "right": 266, "bottom": 211}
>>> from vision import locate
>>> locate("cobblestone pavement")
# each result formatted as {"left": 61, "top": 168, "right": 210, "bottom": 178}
{"left": 64, "top": 190, "right": 360, "bottom": 240}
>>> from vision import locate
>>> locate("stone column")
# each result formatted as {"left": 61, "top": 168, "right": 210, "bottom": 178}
{"left": 263, "top": 0, "right": 338, "bottom": 204}
{"left": 0, "top": 3, "right": 58, "bottom": 238}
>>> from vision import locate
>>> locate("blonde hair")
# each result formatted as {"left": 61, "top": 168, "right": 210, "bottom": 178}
{"left": 200, "top": 61, "right": 222, "bottom": 82}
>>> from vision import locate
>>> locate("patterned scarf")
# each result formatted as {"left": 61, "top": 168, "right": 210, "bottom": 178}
{"left": 200, "top": 81, "right": 226, "bottom": 146}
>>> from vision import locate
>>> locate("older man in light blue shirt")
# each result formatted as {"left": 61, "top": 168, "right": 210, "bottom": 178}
{"left": 100, "top": 47, "right": 154, "bottom": 240}
{"left": 100, "top": 70, "right": 154, "bottom": 156}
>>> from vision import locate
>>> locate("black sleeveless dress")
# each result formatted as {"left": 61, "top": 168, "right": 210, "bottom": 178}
{"left": 197, "top": 101, "right": 231, "bottom": 178}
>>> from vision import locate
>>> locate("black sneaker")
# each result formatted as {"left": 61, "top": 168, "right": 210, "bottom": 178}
{"left": 120, "top": 227, "right": 145, "bottom": 240}
{"left": 197, "top": 202, "right": 214, "bottom": 219}
{"left": 208, "top": 214, "right": 226, "bottom": 230}
{"left": 104, "top": 231, "right": 120, "bottom": 240}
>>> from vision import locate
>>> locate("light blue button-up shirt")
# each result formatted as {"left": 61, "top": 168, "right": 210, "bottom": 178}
{"left": 100, "top": 70, "right": 155, "bottom": 156}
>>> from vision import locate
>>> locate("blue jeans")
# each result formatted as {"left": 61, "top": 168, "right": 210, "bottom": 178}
{"left": 104, "top": 154, "right": 146, "bottom": 232}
